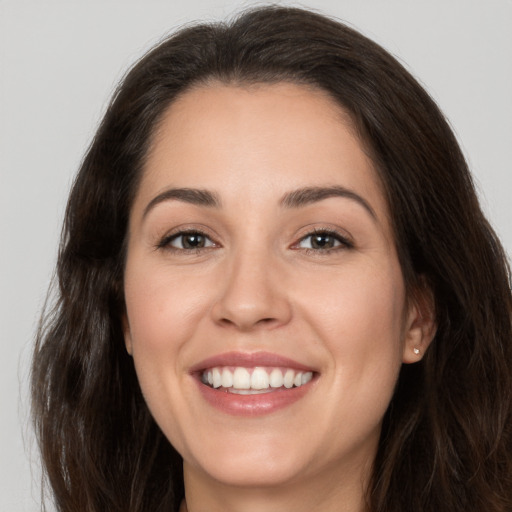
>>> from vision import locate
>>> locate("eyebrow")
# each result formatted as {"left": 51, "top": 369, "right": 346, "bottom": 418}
{"left": 142, "top": 185, "right": 376, "bottom": 220}
{"left": 280, "top": 186, "right": 376, "bottom": 219}
{"left": 143, "top": 187, "right": 221, "bottom": 219}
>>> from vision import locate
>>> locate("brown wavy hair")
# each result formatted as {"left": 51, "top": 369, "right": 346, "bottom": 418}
{"left": 32, "top": 6, "right": 512, "bottom": 512}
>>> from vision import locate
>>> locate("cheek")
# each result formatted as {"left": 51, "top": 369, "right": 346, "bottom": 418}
{"left": 276, "top": 259, "right": 407, "bottom": 456}
{"left": 297, "top": 259, "right": 406, "bottom": 383}
{"left": 124, "top": 258, "right": 212, "bottom": 356}
{"left": 122, "top": 259, "right": 209, "bottom": 446}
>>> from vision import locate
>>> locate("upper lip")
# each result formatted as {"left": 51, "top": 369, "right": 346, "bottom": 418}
{"left": 189, "top": 351, "right": 316, "bottom": 374}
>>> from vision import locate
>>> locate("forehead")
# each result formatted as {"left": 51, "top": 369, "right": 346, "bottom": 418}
{"left": 135, "top": 82, "right": 389, "bottom": 224}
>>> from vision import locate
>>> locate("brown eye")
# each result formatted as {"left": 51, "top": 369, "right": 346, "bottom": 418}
{"left": 297, "top": 230, "right": 352, "bottom": 251}
{"left": 166, "top": 232, "right": 215, "bottom": 250}
{"left": 310, "top": 233, "right": 337, "bottom": 249}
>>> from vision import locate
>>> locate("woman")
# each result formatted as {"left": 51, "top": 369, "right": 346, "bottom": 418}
{"left": 32, "top": 6, "right": 512, "bottom": 512}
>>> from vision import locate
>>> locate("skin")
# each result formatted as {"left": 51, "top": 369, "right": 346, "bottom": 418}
{"left": 123, "top": 82, "right": 435, "bottom": 512}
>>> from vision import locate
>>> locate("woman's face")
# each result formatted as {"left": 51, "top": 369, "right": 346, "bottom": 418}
{"left": 123, "top": 83, "right": 427, "bottom": 492}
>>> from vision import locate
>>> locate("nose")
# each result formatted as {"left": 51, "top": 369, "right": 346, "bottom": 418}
{"left": 210, "top": 246, "right": 293, "bottom": 332}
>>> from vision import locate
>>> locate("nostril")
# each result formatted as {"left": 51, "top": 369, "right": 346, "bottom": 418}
{"left": 219, "top": 316, "right": 275, "bottom": 324}
{"left": 216, "top": 315, "right": 280, "bottom": 331}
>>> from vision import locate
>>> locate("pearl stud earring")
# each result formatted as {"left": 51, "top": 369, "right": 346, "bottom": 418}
{"left": 413, "top": 348, "right": 420, "bottom": 355}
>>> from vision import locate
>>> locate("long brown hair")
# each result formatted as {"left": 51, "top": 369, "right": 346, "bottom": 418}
{"left": 32, "top": 6, "right": 512, "bottom": 511}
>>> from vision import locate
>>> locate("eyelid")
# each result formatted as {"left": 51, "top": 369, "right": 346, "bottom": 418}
{"left": 170, "top": 232, "right": 215, "bottom": 249}
{"left": 291, "top": 226, "right": 354, "bottom": 251}
{"left": 155, "top": 225, "right": 220, "bottom": 251}
{"left": 154, "top": 224, "right": 353, "bottom": 253}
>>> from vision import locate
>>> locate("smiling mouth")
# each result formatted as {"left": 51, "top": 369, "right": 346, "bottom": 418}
{"left": 201, "top": 366, "right": 314, "bottom": 394}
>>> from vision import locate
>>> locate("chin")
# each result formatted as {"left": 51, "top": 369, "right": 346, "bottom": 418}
{"left": 182, "top": 428, "right": 315, "bottom": 488}
{"left": 189, "top": 452, "right": 307, "bottom": 488}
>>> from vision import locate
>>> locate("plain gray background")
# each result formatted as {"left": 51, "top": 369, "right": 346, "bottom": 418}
{"left": 1, "top": 1, "right": 511, "bottom": 509}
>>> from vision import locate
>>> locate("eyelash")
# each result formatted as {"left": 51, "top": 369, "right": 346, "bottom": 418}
{"left": 293, "top": 228, "right": 354, "bottom": 254}
{"left": 156, "top": 228, "right": 353, "bottom": 254}
{"left": 156, "top": 229, "right": 217, "bottom": 253}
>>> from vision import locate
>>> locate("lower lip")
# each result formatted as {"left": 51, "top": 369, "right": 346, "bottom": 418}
{"left": 196, "top": 379, "right": 315, "bottom": 416}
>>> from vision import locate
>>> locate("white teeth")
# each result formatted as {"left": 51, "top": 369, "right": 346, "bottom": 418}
{"left": 201, "top": 366, "right": 314, "bottom": 392}
{"left": 233, "top": 367, "right": 251, "bottom": 389}
{"left": 221, "top": 368, "right": 233, "bottom": 388}
{"left": 212, "top": 368, "right": 222, "bottom": 388}
{"left": 229, "top": 388, "right": 271, "bottom": 395}
{"left": 251, "top": 368, "right": 269, "bottom": 390}
{"left": 301, "top": 372, "right": 313, "bottom": 385}
{"left": 269, "top": 368, "right": 284, "bottom": 388}
{"left": 283, "top": 369, "right": 295, "bottom": 389}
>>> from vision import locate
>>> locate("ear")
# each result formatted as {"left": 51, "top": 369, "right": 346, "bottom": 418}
{"left": 122, "top": 315, "right": 133, "bottom": 356}
{"left": 402, "top": 279, "right": 437, "bottom": 364}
